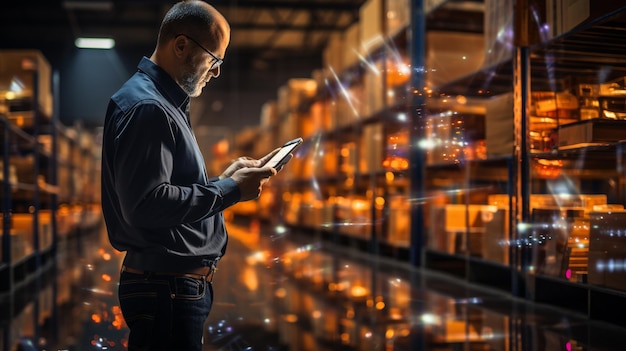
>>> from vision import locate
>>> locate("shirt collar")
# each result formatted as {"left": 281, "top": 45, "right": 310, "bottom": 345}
{"left": 137, "top": 56, "right": 189, "bottom": 111}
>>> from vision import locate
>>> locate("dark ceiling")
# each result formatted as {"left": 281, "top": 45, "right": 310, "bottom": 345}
{"left": 0, "top": 0, "right": 366, "bottom": 71}
{"left": 0, "top": 1, "right": 368, "bottom": 129}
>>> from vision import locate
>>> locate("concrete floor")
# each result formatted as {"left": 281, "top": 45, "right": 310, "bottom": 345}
{"left": 3, "top": 218, "right": 625, "bottom": 351}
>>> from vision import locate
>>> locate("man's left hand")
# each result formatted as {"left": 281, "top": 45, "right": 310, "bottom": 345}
{"left": 218, "top": 147, "right": 283, "bottom": 180}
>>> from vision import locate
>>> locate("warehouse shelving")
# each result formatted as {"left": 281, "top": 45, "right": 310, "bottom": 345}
{"left": 225, "top": 0, "right": 626, "bottom": 328}
{"left": 0, "top": 51, "right": 57, "bottom": 295}
{"left": 0, "top": 50, "right": 101, "bottom": 299}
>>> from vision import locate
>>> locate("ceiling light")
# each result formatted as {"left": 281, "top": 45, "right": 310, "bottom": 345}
{"left": 63, "top": 1, "right": 113, "bottom": 11}
{"left": 75, "top": 37, "right": 115, "bottom": 49}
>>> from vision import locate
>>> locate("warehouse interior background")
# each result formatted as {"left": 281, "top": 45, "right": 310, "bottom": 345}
{"left": 0, "top": 0, "right": 365, "bottom": 143}
{"left": 5, "top": 0, "right": 626, "bottom": 350}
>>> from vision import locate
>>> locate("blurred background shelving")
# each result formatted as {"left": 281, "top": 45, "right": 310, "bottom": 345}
{"left": 220, "top": 0, "right": 626, "bottom": 328}
{"left": 0, "top": 50, "right": 101, "bottom": 293}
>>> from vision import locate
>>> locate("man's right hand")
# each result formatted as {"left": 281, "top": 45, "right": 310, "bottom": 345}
{"left": 230, "top": 166, "right": 277, "bottom": 201}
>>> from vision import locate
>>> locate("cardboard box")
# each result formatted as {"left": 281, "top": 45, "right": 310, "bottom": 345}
{"left": 0, "top": 50, "right": 53, "bottom": 119}
{"left": 362, "top": 61, "right": 385, "bottom": 116}
{"left": 546, "top": 0, "right": 590, "bottom": 38}
{"left": 428, "top": 205, "right": 450, "bottom": 253}
{"left": 386, "top": 0, "right": 410, "bottom": 37}
{"left": 334, "top": 84, "right": 364, "bottom": 127}
{"left": 426, "top": 31, "right": 485, "bottom": 88}
{"left": 482, "top": 207, "right": 509, "bottom": 264}
{"left": 276, "top": 79, "right": 318, "bottom": 116}
{"left": 588, "top": 211, "right": 626, "bottom": 290}
{"left": 260, "top": 101, "right": 278, "bottom": 127}
{"left": 359, "top": 0, "right": 384, "bottom": 56}
{"left": 343, "top": 23, "right": 361, "bottom": 69}
{"left": 309, "top": 100, "right": 334, "bottom": 133}
{"left": 387, "top": 195, "right": 410, "bottom": 247}
{"left": 315, "top": 141, "right": 338, "bottom": 177}
{"left": 360, "top": 123, "right": 384, "bottom": 173}
{"left": 587, "top": 250, "right": 608, "bottom": 287}
{"left": 486, "top": 93, "right": 514, "bottom": 157}
{"left": 323, "top": 32, "right": 345, "bottom": 73}
{"left": 558, "top": 119, "right": 626, "bottom": 150}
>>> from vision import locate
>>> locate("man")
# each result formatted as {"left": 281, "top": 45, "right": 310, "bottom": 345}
{"left": 100, "top": 1, "right": 283, "bottom": 350}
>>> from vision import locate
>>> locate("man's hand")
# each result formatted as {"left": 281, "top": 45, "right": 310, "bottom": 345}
{"left": 219, "top": 148, "right": 291, "bottom": 180}
{"left": 230, "top": 166, "right": 277, "bottom": 201}
{"left": 258, "top": 148, "right": 293, "bottom": 172}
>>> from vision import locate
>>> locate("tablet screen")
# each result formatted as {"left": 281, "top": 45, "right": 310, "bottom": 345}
{"left": 265, "top": 138, "right": 302, "bottom": 169}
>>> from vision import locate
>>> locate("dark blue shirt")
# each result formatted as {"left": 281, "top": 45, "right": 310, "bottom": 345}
{"left": 101, "top": 57, "right": 240, "bottom": 271}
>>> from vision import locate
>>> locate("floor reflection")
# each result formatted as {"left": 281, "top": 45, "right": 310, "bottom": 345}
{"left": 2, "top": 219, "right": 626, "bottom": 351}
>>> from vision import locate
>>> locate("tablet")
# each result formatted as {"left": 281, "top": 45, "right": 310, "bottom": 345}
{"left": 264, "top": 137, "right": 303, "bottom": 169}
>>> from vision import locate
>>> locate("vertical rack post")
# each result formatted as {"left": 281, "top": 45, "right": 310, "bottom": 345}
{"left": 513, "top": 47, "right": 532, "bottom": 298}
{"left": 408, "top": 0, "right": 426, "bottom": 267}
{"left": 1, "top": 118, "right": 10, "bottom": 268}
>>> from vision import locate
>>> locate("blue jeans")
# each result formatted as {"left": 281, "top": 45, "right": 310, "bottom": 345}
{"left": 118, "top": 271, "right": 213, "bottom": 351}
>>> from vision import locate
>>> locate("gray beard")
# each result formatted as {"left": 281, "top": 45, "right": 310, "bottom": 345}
{"left": 180, "top": 72, "right": 201, "bottom": 96}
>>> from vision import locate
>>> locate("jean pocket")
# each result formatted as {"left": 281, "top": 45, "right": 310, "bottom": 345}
{"left": 172, "top": 276, "right": 205, "bottom": 300}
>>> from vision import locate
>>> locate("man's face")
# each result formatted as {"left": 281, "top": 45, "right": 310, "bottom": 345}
{"left": 179, "top": 34, "right": 229, "bottom": 97}
{"left": 180, "top": 56, "right": 211, "bottom": 97}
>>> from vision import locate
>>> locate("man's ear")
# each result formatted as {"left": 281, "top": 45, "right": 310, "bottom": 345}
{"left": 173, "top": 35, "right": 188, "bottom": 58}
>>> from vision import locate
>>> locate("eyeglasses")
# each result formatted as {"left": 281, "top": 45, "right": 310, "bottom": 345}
{"left": 177, "top": 34, "right": 223, "bottom": 70}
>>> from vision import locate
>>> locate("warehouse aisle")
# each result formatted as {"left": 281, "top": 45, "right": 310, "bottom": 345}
{"left": 5, "top": 218, "right": 626, "bottom": 351}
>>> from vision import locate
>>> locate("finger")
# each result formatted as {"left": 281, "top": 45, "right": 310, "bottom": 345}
{"left": 258, "top": 147, "right": 281, "bottom": 164}
{"left": 235, "top": 157, "right": 265, "bottom": 169}
{"left": 257, "top": 166, "right": 278, "bottom": 177}
{"left": 272, "top": 154, "right": 293, "bottom": 173}
{"left": 237, "top": 159, "right": 259, "bottom": 168}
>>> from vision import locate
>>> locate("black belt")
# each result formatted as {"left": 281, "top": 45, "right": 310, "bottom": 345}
{"left": 121, "top": 265, "right": 218, "bottom": 282}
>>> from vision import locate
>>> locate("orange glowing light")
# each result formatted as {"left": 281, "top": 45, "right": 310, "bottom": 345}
{"left": 533, "top": 158, "right": 563, "bottom": 179}
{"left": 101, "top": 274, "right": 111, "bottom": 282}
{"left": 341, "top": 333, "right": 350, "bottom": 343}
{"left": 350, "top": 285, "right": 368, "bottom": 298}
{"left": 111, "top": 305, "right": 126, "bottom": 330}
{"left": 383, "top": 156, "right": 409, "bottom": 170}
{"left": 91, "top": 314, "right": 102, "bottom": 324}
{"left": 283, "top": 314, "right": 298, "bottom": 323}
{"left": 385, "top": 171, "right": 395, "bottom": 183}
{"left": 375, "top": 196, "right": 385, "bottom": 207}
{"left": 386, "top": 328, "right": 395, "bottom": 339}
{"left": 242, "top": 267, "right": 259, "bottom": 291}
{"left": 275, "top": 288, "right": 287, "bottom": 298}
